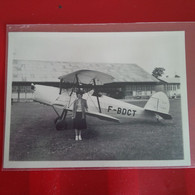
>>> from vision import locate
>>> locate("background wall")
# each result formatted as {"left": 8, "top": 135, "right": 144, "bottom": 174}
{"left": 0, "top": 0, "right": 195, "bottom": 194}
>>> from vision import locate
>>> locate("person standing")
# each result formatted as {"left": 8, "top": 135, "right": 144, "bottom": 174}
{"left": 72, "top": 91, "right": 88, "bottom": 141}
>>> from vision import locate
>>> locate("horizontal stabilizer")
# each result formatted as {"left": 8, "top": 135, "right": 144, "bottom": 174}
{"left": 145, "top": 110, "right": 172, "bottom": 120}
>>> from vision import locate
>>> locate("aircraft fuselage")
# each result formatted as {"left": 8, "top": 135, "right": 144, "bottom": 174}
{"left": 33, "top": 85, "right": 155, "bottom": 123}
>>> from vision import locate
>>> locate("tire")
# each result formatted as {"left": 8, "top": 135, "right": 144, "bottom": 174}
{"left": 54, "top": 116, "right": 61, "bottom": 124}
{"left": 56, "top": 119, "right": 67, "bottom": 131}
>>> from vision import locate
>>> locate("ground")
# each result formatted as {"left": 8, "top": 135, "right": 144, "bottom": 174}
{"left": 9, "top": 100, "right": 183, "bottom": 161}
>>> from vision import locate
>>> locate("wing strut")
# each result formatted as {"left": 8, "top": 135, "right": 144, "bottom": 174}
{"left": 75, "top": 74, "right": 80, "bottom": 90}
{"left": 52, "top": 105, "right": 60, "bottom": 117}
{"left": 93, "top": 79, "right": 102, "bottom": 113}
{"left": 59, "top": 79, "right": 63, "bottom": 94}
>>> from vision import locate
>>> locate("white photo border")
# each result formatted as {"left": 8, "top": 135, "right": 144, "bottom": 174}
{"left": 3, "top": 25, "right": 191, "bottom": 169}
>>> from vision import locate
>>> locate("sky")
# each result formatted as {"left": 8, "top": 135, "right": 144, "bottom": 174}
{"left": 9, "top": 31, "right": 186, "bottom": 77}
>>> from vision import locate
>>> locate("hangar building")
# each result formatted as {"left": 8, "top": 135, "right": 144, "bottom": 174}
{"left": 11, "top": 59, "right": 160, "bottom": 101}
{"left": 158, "top": 77, "right": 181, "bottom": 98}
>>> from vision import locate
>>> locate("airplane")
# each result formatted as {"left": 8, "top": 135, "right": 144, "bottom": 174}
{"left": 31, "top": 69, "right": 172, "bottom": 130}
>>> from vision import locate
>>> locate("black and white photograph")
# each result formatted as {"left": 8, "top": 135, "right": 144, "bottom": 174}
{"left": 4, "top": 28, "right": 190, "bottom": 168}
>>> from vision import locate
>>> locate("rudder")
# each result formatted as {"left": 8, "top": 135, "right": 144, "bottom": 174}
{"left": 144, "top": 92, "right": 172, "bottom": 119}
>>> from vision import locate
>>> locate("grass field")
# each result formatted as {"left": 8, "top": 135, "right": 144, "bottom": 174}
{"left": 9, "top": 99, "right": 184, "bottom": 161}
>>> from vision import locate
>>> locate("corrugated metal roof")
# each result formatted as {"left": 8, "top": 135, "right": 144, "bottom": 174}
{"left": 12, "top": 59, "right": 159, "bottom": 83}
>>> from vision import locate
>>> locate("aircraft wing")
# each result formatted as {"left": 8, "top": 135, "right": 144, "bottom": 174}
{"left": 52, "top": 104, "right": 120, "bottom": 123}
{"left": 59, "top": 69, "right": 114, "bottom": 84}
{"left": 85, "top": 111, "right": 120, "bottom": 123}
{"left": 33, "top": 99, "right": 54, "bottom": 107}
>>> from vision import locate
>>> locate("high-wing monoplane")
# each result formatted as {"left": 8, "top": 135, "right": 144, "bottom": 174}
{"left": 31, "top": 69, "right": 172, "bottom": 130}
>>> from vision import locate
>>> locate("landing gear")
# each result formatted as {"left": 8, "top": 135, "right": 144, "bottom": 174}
{"left": 54, "top": 116, "right": 61, "bottom": 124}
{"left": 155, "top": 114, "right": 163, "bottom": 122}
{"left": 54, "top": 109, "right": 68, "bottom": 131}
{"left": 56, "top": 119, "right": 67, "bottom": 130}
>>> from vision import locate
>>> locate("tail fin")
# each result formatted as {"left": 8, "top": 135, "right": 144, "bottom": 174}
{"left": 144, "top": 92, "right": 172, "bottom": 120}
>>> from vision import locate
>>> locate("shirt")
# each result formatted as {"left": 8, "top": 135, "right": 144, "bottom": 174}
{"left": 77, "top": 99, "right": 82, "bottom": 111}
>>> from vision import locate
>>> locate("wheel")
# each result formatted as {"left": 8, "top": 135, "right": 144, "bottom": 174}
{"left": 54, "top": 116, "right": 61, "bottom": 124}
{"left": 56, "top": 119, "right": 67, "bottom": 131}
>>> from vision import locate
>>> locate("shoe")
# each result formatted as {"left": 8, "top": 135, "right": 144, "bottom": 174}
{"left": 75, "top": 136, "right": 79, "bottom": 141}
{"left": 79, "top": 135, "right": 82, "bottom": 141}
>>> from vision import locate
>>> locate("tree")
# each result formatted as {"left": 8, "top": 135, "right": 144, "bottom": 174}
{"left": 152, "top": 67, "right": 165, "bottom": 78}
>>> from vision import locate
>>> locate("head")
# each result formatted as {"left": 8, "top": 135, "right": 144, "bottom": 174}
{"left": 76, "top": 91, "right": 83, "bottom": 99}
